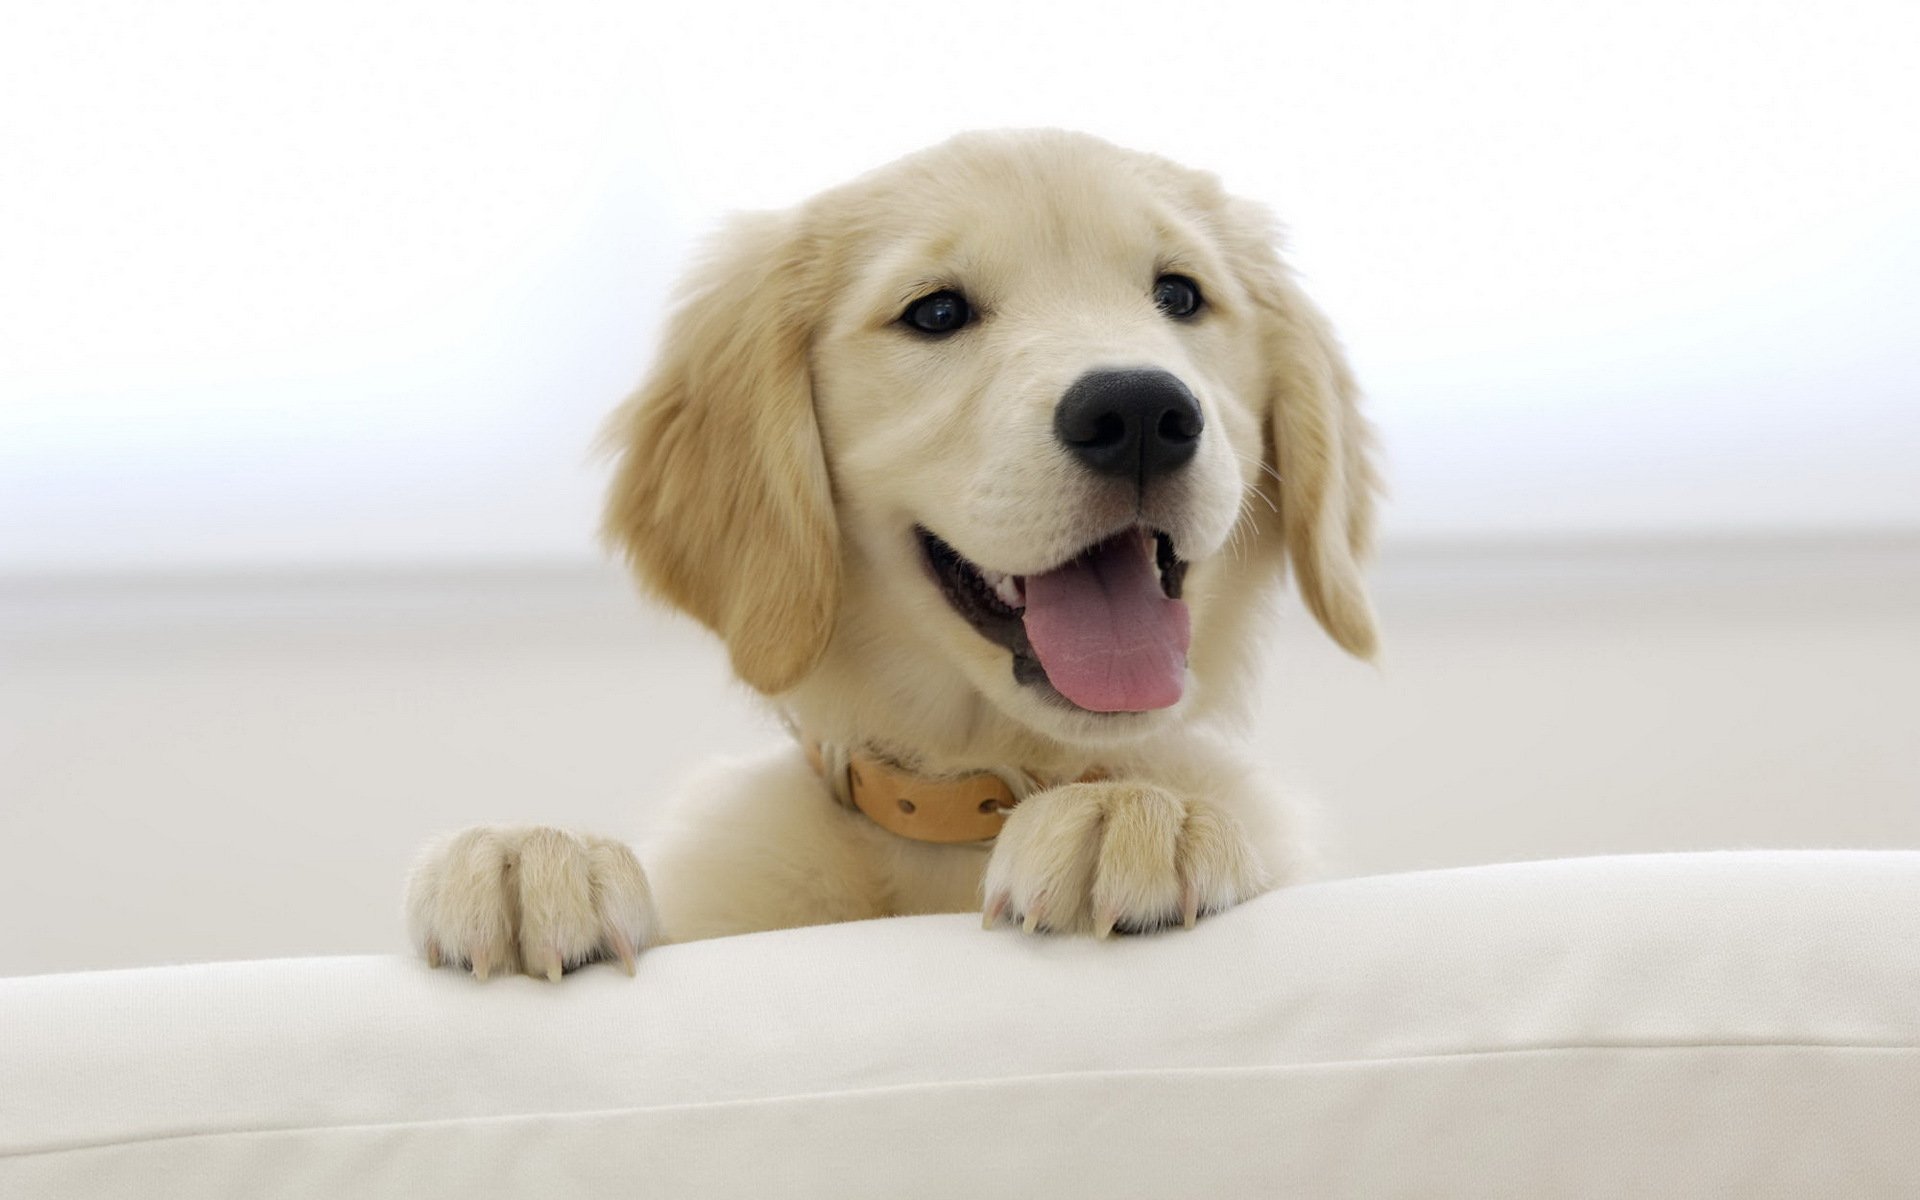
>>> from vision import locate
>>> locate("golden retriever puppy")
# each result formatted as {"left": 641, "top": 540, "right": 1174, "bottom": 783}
{"left": 405, "top": 129, "right": 1377, "bottom": 980}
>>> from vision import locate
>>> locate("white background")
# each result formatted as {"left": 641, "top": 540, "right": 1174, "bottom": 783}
{"left": 5, "top": 0, "right": 1916, "bottom": 573}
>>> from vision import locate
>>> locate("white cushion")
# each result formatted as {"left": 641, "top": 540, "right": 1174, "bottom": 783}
{"left": 3, "top": 851, "right": 1917, "bottom": 1197}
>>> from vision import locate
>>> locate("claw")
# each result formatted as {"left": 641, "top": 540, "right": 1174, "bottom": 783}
{"left": 471, "top": 949, "right": 493, "bottom": 982}
{"left": 1093, "top": 907, "right": 1118, "bottom": 941}
{"left": 1180, "top": 881, "right": 1199, "bottom": 931}
{"left": 425, "top": 939, "right": 444, "bottom": 969}
{"left": 519, "top": 943, "right": 565, "bottom": 983}
{"left": 982, "top": 891, "right": 1010, "bottom": 931}
{"left": 607, "top": 928, "right": 638, "bottom": 977}
{"left": 1022, "top": 897, "right": 1045, "bottom": 935}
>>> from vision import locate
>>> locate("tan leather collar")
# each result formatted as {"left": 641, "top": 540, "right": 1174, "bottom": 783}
{"left": 803, "top": 741, "right": 1104, "bottom": 844}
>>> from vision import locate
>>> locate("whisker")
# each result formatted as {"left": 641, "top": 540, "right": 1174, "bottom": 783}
{"left": 1230, "top": 450, "right": 1283, "bottom": 513}
{"left": 1226, "top": 498, "right": 1254, "bottom": 561}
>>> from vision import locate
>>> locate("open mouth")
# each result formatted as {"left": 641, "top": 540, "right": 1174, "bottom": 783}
{"left": 918, "top": 526, "right": 1192, "bottom": 714}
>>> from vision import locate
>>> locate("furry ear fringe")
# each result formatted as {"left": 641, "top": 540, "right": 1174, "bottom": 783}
{"left": 601, "top": 214, "right": 839, "bottom": 693}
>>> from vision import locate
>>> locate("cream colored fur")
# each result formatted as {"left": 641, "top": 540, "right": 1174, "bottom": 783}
{"left": 406, "top": 130, "right": 1378, "bottom": 975}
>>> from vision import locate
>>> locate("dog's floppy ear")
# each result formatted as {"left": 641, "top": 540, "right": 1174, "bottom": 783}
{"left": 1236, "top": 225, "right": 1381, "bottom": 660}
{"left": 602, "top": 212, "right": 838, "bottom": 694}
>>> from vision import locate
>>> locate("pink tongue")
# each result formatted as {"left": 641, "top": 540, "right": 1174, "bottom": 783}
{"left": 1021, "top": 532, "right": 1190, "bottom": 713}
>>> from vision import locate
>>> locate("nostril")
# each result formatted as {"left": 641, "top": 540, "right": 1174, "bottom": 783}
{"left": 1087, "top": 413, "right": 1127, "bottom": 448}
{"left": 1059, "top": 408, "right": 1129, "bottom": 449}
{"left": 1158, "top": 407, "right": 1201, "bottom": 443}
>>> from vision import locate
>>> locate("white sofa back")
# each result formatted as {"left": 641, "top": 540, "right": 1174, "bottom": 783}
{"left": 4, "top": 852, "right": 1917, "bottom": 1198}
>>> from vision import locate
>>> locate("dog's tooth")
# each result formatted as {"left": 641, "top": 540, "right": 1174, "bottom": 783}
{"left": 991, "top": 574, "right": 1025, "bottom": 609}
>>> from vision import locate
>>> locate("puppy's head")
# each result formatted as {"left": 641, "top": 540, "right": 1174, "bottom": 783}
{"left": 605, "top": 131, "right": 1376, "bottom": 744}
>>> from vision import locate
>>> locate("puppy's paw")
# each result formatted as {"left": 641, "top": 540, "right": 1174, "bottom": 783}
{"left": 405, "top": 826, "right": 659, "bottom": 981}
{"left": 981, "top": 783, "right": 1269, "bottom": 937}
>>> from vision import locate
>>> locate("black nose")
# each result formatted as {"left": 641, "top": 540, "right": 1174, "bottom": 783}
{"left": 1054, "top": 368, "right": 1204, "bottom": 482}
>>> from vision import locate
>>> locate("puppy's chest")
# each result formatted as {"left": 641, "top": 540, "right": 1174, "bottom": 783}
{"left": 877, "top": 836, "right": 995, "bottom": 917}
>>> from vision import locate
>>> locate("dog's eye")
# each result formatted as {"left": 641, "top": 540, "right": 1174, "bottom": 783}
{"left": 1153, "top": 275, "right": 1203, "bottom": 319}
{"left": 902, "top": 290, "right": 972, "bottom": 335}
